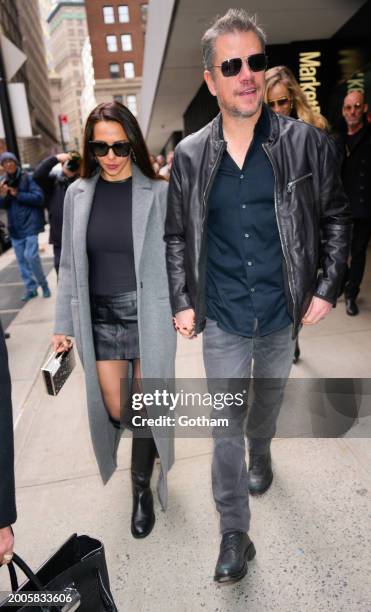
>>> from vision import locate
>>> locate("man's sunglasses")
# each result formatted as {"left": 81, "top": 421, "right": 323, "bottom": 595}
{"left": 214, "top": 53, "right": 268, "bottom": 77}
{"left": 88, "top": 140, "right": 131, "bottom": 157}
{"left": 268, "top": 96, "right": 292, "bottom": 109}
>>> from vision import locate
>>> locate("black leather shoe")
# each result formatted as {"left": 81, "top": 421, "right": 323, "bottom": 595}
{"left": 4, "top": 332, "right": 10, "bottom": 339}
{"left": 346, "top": 299, "right": 359, "bottom": 316}
{"left": 214, "top": 532, "right": 256, "bottom": 584}
{"left": 247, "top": 450, "right": 273, "bottom": 495}
{"left": 131, "top": 471, "right": 155, "bottom": 538}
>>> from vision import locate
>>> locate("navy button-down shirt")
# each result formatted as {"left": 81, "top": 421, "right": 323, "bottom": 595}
{"left": 206, "top": 105, "right": 292, "bottom": 337}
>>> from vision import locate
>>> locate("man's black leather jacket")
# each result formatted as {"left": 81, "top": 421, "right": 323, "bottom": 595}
{"left": 165, "top": 106, "right": 351, "bottom": 337}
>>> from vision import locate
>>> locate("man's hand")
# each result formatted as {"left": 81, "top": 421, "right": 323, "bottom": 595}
{"left": 8, "top": 187, "right": 17, "bottom": 197}
{"left": 56, "top": 153, "right": 70, "bottom": 164}
{"left": 173, "top": 308, "right": 196, "bottom": 339}
{"left": 0, "top": 182, "right": 9, "bottom": 197}
{"left": 0, "top": 526, "right": 14, "bottom": 565}
{"left": 302, "top": 296, "right": 333, "bottom": 325}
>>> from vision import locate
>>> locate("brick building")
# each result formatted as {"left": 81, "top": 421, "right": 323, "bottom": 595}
{"left": 84, "top": 1, "right": 148, "bottom": 117}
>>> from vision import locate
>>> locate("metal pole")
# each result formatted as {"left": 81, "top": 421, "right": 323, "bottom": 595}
{"left": 0, "top": 41, "right": 20, "bottom": 159}
{"left": 58, "top": 115, "right": 66, "bottom": 152}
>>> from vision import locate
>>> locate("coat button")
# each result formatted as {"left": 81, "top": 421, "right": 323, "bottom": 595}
{"left": 140, "top": 281, "right": 143, "bottom": 288}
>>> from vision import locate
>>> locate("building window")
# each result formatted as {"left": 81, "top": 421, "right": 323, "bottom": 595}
{"left": 121, "top": 34, "right": 132, "bottom": 51}
{"left": 106, "top": 35, "right": 118, "bottom": 52}
{"left": 123, "top": 62, "right": 135, "bottom": 78}
{"left": 141, "top": 4, "right": 148, "bottom": 25}
{"left": 118, "top": 5, "right": 129, "bottom": 23}
{"left": 109, "top": 63, "right": 120, "bottom": 78}
{"left": 113, "top": 95, "right": 123, "bottom": 103}
{"left": 103, "top": 6, "right": 115, "bottom": 23}
{"left": 127, "top": 94, "right": 137, "bottom": 116}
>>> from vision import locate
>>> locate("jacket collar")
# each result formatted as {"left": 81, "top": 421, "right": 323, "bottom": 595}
{"left": 210, "top": 103, "right": 279, "bottom": 146}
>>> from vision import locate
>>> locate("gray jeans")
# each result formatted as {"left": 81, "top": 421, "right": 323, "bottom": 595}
{"left": 203, "top": 318, "right": 295, "bottom": 534}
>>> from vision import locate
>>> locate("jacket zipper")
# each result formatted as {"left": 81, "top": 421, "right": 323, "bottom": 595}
{"left": 262, "top": 142, "right": 297, "bottom": 332}
{"left": 287, "top": 172, "right": 313, "bottom": 193}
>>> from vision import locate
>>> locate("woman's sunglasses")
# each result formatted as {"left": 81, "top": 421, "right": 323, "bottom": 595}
{"left": 268, "top": 96, "right": 292, "bottom": 109}
{"left": 88, "top": 140, "right": 131, "bottom": 157}
{"left": 214, "top": 53, "right": 268, "bottom": 77}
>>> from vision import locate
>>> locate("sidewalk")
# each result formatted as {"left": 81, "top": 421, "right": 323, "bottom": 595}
{"left": 0, "top": 242, "right": 370, "bottom": 611}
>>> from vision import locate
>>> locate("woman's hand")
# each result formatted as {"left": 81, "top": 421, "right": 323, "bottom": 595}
{"left": 52, "top": 334, "right": 73, "bottom": 353}
{"left": 0, "top": 526, "right": 14, "bottom": 565}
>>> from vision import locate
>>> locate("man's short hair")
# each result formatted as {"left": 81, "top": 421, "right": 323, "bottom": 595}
{"left": 201, "top": 9, "right": 267, "bottom": 72}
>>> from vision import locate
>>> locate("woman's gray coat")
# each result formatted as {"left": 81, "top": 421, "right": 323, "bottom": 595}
{"left": 54, "top": 164, "right": 177, "bottom": 509}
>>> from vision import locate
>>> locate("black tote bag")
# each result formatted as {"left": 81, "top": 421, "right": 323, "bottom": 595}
{"left": 0, "top": 534, "right": 118, "bottom": 611}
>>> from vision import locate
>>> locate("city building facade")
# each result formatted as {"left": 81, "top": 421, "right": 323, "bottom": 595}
{"left": 0, "top": 0, "right": 58, "bottom": 166}
{"left": 47, "top": 0, "right": 88, "bottom": 150}
{"left": 84, "top": 0, "right": 149, "bottom": 117}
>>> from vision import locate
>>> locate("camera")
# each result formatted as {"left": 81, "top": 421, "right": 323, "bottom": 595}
{"left": 65, "top": 151, "right": 81, "bottom": 172}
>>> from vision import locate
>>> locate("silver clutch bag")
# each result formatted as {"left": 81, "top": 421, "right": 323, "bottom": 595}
{"left": 41, "top": 346, "right": 76, "bottom": 396}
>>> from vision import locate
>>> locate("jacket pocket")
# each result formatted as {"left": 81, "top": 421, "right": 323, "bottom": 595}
{"left": 287, "top": 172, "right": 313, "bottom": 194}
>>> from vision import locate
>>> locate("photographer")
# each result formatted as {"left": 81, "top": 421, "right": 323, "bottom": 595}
{"left": 33, "top": 152, "right": 81, "bottom": 275}
{"left": 0, "top": 152, "right": 50, "bottom": 301}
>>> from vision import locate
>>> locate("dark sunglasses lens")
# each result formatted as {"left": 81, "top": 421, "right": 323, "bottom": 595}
{"left": 278, "top": 98, "right": 289, "bottom": 106}
{"left": 112, "top": 142, "right": 131, "bottom": 157}
{"left": 221, "top": 58, "right": 242, "bottom": 77}
{"left": 248, "top": 53, "right": 267, "bottom": 72}
{"left": 90, "top": 142, "right": 109, "bottom": 157}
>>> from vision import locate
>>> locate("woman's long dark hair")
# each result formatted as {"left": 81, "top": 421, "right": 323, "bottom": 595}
{"left": 80, "top": 102, "right": 161, "bottom": 180}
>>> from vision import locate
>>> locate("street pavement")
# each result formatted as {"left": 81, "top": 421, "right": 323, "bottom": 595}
{"left": 0, "top": 234, "right": 370, "bottom": 611}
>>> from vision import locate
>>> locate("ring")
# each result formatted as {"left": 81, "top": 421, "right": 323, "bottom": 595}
{"left": 3, "top": 553, "right": 13, "bottom": 562}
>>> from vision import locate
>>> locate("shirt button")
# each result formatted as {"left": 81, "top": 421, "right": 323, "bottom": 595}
{"left": 240, "top": 174, "right": 244, "bottom": 179}
{"left": 250, "top": 287, "right": 255, "bottom": 293}
{"left": 242, "top": 204, "right": 246, "bottom": 209}
{"left": 247, "top": 261, "right": 253, "bottom": 266}
{"left": 244, "top": 233, "right": 249, "bottom": 238}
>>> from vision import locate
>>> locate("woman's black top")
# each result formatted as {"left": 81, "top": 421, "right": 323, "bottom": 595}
{"left": 87, "top": 176, "right": 136, "bottom": 295}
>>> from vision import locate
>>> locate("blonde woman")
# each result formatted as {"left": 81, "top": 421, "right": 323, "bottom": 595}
{"left": 265, "top": 65, "right": 328, "bottom": 130}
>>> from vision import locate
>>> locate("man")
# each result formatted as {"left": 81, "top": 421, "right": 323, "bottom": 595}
{"left": 0, "top": 152, "right": 51, "bottom": 301}
{"left": 165, "top": 10, "right": 350, "bottom": 584}
{"left": 0, "top": 319, "right": 16, "bottom": 566}
{"left": 33, "top": 151, "right": 81, "bottom": 274}
{"left": 340, "top": 90, "right": 371, "bottom": 316}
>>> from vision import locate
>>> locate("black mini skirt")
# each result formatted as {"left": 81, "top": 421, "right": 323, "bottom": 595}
{"left": 90, "top": 291, "right": 140, "bottom": 361}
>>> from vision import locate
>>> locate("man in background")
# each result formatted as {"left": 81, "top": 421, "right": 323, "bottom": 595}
{"left": 340, "top": 90, "right": 371, "bottom": 316}
{"left": 34, "top": 151, "right": 81, "bottom": 275}
{"left": 0, "top": 152, "right": 50, "bottom": 301}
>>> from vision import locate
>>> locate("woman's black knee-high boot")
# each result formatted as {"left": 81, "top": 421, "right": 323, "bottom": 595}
{"left": 131, "top": 436, "right": 157, "bottom": 538}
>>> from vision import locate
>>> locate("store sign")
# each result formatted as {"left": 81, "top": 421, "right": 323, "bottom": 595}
{"left": 299, "top": 51, "right": 322, "bottom": 113}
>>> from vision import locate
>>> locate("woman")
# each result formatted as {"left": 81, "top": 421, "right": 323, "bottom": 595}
{"left": 52, "top": 102, "right": 176, "bottom": 538}
{"left": 265, "top": 66, "right": 328, "bottom": 363}
{"left": 265, "top": 65, "right": 328, "bottom": 130}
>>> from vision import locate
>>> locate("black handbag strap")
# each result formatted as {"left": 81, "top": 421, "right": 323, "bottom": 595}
{"left": 7, "top": 552, "right": 45, "bottom": 592}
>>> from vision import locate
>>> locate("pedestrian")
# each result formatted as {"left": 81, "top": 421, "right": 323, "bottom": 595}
{"left": 159, "top": 150, "right": 174, "bottom": 180}
{"left": 33, "top": 151, "right": 81, "bottom": 275}
{"left": 0, "top": 152, "right": 51, "bottom": 301}
{"left": 265, "top": 65, "right": 328, "bottom": 129}
{"left": 52, "top": 102, "right": 176, "bottom": 538}
{"left": 165, "top": 9, "right": 350, "bottom": 584}
{"left": 339, "top": 90, "right": 371, "bottom": 316}
{"left": 0, "top": 319, "right": 17, "bottom": 566}
{"left": 265, "top": 65, "right": 329, "bottom": 362}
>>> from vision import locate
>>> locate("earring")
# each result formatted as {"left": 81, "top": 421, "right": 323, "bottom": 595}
{"left": 131, "top": 149, "right": 137, "bottom": 163}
